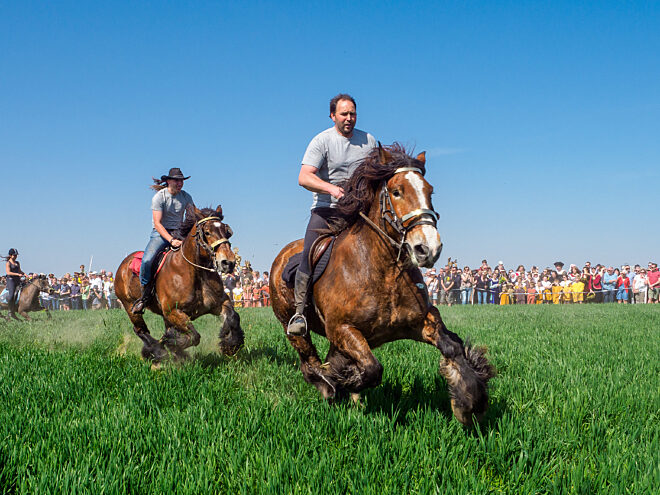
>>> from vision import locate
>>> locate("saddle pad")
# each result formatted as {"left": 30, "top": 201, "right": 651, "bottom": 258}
{"left": 129, "top": 250, "right": 171, "bottom": 277}
{"left": 282, "top": 238, "right": 335, "bottom": 288}
{"left": 130, "top": 252, "right": 144, "bottom": 276}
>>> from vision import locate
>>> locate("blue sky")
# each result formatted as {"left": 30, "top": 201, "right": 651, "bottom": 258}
{"left": 2, "top": 1, "right": 658, "bottom": 275}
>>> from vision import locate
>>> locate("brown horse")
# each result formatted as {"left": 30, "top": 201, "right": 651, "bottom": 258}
{"left": 115, "top": 205, "right": 244, "bottom": 362}
{"left": 270, "top": 144, "right": 495, "bottom": 425}
{"left": 0, "top": 275, "right": 51, "bottom": 321}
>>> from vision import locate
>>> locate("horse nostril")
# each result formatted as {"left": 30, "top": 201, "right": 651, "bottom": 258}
{"left": 414, "top": 244, "right": 429, "bottom": 259}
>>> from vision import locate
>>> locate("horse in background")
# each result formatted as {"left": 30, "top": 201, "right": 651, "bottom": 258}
{"left": 270, "top": 144, "right": 495, "bottom": 425}
{"left": 115, "top": 205, "right": 244, "bottom": 362}
{"left": 0, "top": 275, "right": 51, "bottom": 321}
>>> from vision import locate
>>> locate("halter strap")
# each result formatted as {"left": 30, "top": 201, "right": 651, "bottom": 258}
{"left": 196, "top": 216, "right": 221, "bottom": 225}
{"left": 209, "top": 238, "right": 230, "bottom": 250}
{"left": 400, "top": 208, "right": 439, "bottom": 224}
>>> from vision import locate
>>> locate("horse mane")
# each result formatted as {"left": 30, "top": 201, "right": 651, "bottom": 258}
{"left": 179, "top": 206, "right": 224, "bottom": 238}
{"left": 330, "top": 143, "right": 426, "bottom": 233}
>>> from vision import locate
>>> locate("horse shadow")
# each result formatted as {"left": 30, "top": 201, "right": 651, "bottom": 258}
{"left": 195, "top": 345, "right": 298, "bottom": 370}
{"left": 363, "top": 375, "right": 506, "bottom": 431}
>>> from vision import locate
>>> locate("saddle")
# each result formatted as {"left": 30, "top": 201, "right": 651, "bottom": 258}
{"left": 282, "top": 235, "right": 335, "bottom": 288}
{"left": 130, "top": 249, "right": 172, "bottom": 278}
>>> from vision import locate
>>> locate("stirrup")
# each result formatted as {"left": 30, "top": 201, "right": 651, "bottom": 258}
{"left": 287, "top": 313, "right": 307, "bottom": 336}
{"left": 131, "top": 297, "right": 147, "bottom": 314}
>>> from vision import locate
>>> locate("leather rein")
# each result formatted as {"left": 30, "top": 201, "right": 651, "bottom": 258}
{"left": 359, "top": 167, "right": 439, "bottom": 262}
{"left": 179, "top": 216, "right": 231, "bottom": 273}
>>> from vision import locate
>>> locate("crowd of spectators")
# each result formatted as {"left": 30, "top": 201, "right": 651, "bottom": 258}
{"left": 6, "top": 257, "right": 658, "bottom": 311}
{"left": 221, "top": 264, "right": 270, "bottom": 308}
{"left": 423, "top": 260, "right": 660, "bottom": 306}
{"left": 0, "top": 265, "right": 120, "bottom": 311}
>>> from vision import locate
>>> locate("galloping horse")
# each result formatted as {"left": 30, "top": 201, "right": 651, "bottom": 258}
{"left": 271, "top": 144, "right": 495, "bottom": 425}
{"left": 0, "top": 275, "right": 51, "bottom": 321}
{"left": 115, "top": 205, "right": 244, "bottom": 362}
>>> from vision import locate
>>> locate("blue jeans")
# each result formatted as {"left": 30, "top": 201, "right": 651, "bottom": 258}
{"left": 140, "top": 229, "right": 170, "bottom": 286}
{"left": 603, "top": 288, "right": 616, "bottom": 303}
{"left": 461, "top": 287, "right": 473, "bottom": 305}
{"left": 477, "top": 289, "right": 487, "bottom": 304}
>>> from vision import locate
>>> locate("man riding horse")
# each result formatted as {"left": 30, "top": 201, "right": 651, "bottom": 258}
{"left": 288, "top": 93, "right": 377, "bottom": 335}
{"left": 132, "top": 167, "right": 195, "bottom": 314}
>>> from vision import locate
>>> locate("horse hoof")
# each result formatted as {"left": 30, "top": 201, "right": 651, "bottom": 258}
{"left": 219, "top": 342, "right": 243, "bottom": 356}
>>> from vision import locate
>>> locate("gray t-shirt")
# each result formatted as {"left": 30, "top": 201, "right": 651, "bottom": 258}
{"left": 151, "top": 188, "right": 194, "bottom": 230}
{"left": 302, "top": 127, "right": 377, "bottom": 209}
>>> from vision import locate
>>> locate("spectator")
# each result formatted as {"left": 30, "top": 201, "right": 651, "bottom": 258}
{"left": 646, "top": 262, "right": 659, "bottom": 303}
{"left": 81, "top": 277, "right": 91, "bottom": 310}
{"left": 632, "top": 269, "right": 648, "bottom": 304}
{"left": 616, "top": 270, "right": 630, "bottom": 304}
{"left": 602, "top": 267, "right": 617, "bottom": 303}
{"left": 460, "top": 266, "right": 474, "bottom": 305}
{"left": 70, "top": 278, "right": 81, "bottom": 310}
{"left": 59, "top": 278, "right": 71, "bottom": 311}
{"left": 475, "top": 271, "right": 489, "bottom": 304}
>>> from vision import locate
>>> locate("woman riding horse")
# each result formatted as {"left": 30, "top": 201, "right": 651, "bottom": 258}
{"left": 271, "top": 144, "right": 495, "bottom": 425}
{"left": 3, "top": 248, "right": 26, "bottom": 319}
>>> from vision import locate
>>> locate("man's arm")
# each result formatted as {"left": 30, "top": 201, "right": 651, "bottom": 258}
{"left": 298, "top": 165, "right": 344, "bottom": 199}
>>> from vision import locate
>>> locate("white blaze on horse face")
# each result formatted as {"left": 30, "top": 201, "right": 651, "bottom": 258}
{"left": 213, "top": 222, "right": 221, "bottom": 228}
{"left": 404, "top": 172, "right": 442, "bottom": 266}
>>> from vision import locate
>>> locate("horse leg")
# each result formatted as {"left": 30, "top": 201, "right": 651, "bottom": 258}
{"left": 325, "top": 323, "right": 384, "bottom": 394}
{"left": 127, "top": 312, "right": 168, "bottom": 362}
{"left": 214, "top": 296, "right": 244, "bottom": 356}
{"left": 160, "top": 309, "right": 201, "bottom": 359}
{"left": 414, "top": 307, "right": 495, "bottom": 425}
{"left": 283, "top": 326, "right": 338, "bottom": 400}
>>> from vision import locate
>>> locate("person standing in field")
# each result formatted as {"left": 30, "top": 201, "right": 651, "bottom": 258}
{"left": 287, "top": 93, "right": 377, "bottom": 336}
{"left": 132, "top": 168, "right": 195, "bottom": 314}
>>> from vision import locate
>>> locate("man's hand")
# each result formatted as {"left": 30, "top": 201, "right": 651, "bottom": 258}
{"left": 171, "top": 239, "right": 183, "bottom": 248}
{"left": 330, "top": 185, "right": 345, "bottom": 199}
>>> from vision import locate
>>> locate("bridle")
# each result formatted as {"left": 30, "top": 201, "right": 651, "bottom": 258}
{"left": 359, "top": 167, "right": 440, "bottom": 262}
{"left": 180, "top": 216, "right": 232, "bottom": 273}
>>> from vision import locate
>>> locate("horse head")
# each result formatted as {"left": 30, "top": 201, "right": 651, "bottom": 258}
{"left": 189, "top": 205, "right": 236, "bottom": 274}
{"left": 378, "top": 145, "right": 443, "bottom": 268}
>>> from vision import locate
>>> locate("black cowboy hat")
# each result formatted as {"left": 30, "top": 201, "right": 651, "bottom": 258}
{"left": 161, "top": 167, "right": 190, "bottom": 181}
{"left": 554, "top": 261, "right": 564, "bottom": 267}
{"left": 8, "top": 248, "right": 18, "bottom": 256}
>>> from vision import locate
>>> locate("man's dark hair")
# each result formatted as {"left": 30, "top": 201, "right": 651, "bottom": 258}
{"left": 330, "top": 93, "right": 356, "bottom": 115}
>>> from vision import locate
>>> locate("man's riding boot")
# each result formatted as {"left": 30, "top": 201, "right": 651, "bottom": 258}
{"left": 287, "top": 270, "right": 311, "bottom": 336}
{"left": 131, "top": 281, "right": 154, "bottom": 314}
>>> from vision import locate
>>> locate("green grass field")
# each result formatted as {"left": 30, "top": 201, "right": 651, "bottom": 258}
{"left": 0, "top": 305, "right": 658, "bottom": 494}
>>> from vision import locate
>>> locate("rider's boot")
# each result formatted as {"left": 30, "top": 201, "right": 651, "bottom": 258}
{"left": 7, "top": 300, "right": 18, "bottom": 320}
{"left": 287, "top": 270, "right": 311, "bottom": 336}
{"left": 131, "top": 280, "right": 154, "bottom": 314}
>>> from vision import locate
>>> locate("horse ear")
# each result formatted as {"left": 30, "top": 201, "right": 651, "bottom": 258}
{"left": 378, "top": 142, "right": 392, "bottom": 165}
{"left": 415, "top": 151, "right": 426, "bottom": 165}
{"left": 215, "top": 204, "right": 224, "bottom": 219}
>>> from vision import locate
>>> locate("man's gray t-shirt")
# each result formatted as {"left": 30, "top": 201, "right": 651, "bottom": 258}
{"left": 151, "top": 188, "right": 194, "bottom": 230}
{"left": 302, "top": 127, "right": 377, "bottom": 209}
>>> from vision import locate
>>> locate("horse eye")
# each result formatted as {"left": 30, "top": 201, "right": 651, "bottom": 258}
{"left": 392, "top": 190, "right": 401, "bottom": 198}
